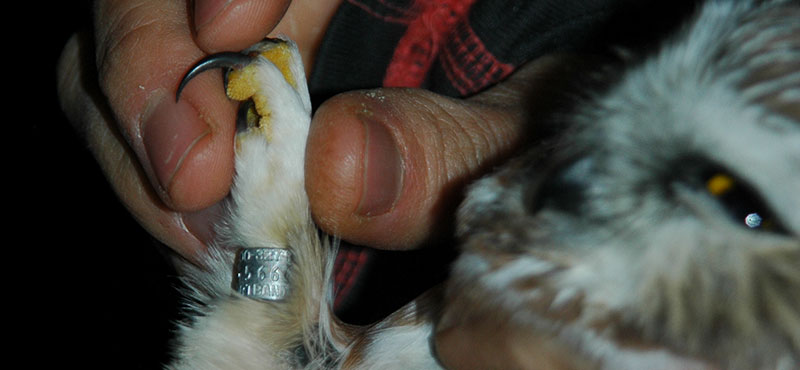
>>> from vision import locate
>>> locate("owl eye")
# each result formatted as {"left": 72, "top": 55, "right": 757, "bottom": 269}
{"left": 705, "top": 173, "right": 783, "bottom": 232}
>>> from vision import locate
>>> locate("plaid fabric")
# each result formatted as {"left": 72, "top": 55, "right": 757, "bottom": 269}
{"left": 308, "top": 0, "right": 696, "bottom": 322}
{"left": 331, "top": 243, "right": 371, "bottom": 310}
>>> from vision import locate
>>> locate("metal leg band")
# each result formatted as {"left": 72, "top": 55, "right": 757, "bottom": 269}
{"left": 233, "top": 247, "right": 292, "bottom": 301}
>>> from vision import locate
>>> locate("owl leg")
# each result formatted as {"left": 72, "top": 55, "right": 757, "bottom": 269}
{"left": 170, "top": 39, "right": 332, "bottom": 369}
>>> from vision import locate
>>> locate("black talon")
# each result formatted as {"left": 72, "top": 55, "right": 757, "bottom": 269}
{"left": 175, "top": 52, "right": 254, "bottom": 102}
{"left": 236, "top": 99, "right": 257, "bottom": 132}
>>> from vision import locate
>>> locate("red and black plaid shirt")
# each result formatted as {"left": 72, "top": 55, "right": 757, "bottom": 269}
{"left": 309, "top": 0, "right": 694, "bottom": 323}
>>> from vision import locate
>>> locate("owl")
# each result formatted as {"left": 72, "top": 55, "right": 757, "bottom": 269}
{"left": 168, "top": 0, "right": 799, "bottom": 369}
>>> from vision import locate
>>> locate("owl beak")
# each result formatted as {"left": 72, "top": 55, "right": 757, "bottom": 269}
{"left": 175, "top": 51, "right": 255, "bottom": 102}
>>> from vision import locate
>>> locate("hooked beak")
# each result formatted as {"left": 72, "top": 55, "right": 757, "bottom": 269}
{"left": 175, "top": 52, "right": 254, "bottom": 102}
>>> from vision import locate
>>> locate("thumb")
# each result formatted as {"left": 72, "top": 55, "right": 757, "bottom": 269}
{"left": 306, "top": 55, "right": 575, "bottom": 250}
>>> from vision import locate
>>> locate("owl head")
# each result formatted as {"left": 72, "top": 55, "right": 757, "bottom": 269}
{"left": 445, "top": 1, "right": 800, "bottom": 368}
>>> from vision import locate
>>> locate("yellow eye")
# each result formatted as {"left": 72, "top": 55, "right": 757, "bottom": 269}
{"left": 706, "top": 173, "right": 734, "bottom": 196}
{"left": 704, "top": 172, "right": 781, "bottom": 232}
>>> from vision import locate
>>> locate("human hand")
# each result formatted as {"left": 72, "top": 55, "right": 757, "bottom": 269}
{"left": 304, "top": 56, "right": 573, "bottom": 250}
{"left": 57, "top": 0, "right": 340, "bottom": 262}
{"left": 57, "top": 2, "right": 590, "bottom": 365}
{"left": 57, "top": 0, "right": 562, "bottom": 262}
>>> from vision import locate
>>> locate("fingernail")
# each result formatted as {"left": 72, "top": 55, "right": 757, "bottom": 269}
{"left": 142, "top": 92, "right": 210, "bottom": 197}
{"left": 194, "top": 0, "right": 230, "bottom": 32}
{"left": 356, "top": 114, "right": 404, "bottom": 217}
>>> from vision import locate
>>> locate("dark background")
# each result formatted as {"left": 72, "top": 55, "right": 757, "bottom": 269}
{"left": 25, "top": 2, "right": 180, "bottom": 368}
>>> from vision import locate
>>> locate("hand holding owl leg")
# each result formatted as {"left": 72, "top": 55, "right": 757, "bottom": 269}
{"left": 56, "top": 0, "right": 339, "bottom": 263}
{"left": 169, "top": 38, "right": 337, "bottom": 369}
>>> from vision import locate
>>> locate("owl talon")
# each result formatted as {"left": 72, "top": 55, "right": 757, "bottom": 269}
{"left": 174, "top": 39, "right": 306, "bottom": 144}
{"left": 175, "top": 51, "right": 255, "bottom": 102}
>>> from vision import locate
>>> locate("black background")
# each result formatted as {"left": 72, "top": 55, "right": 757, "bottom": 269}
{"left": 24, "top": 2, "right": 180, "bottom": 368}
